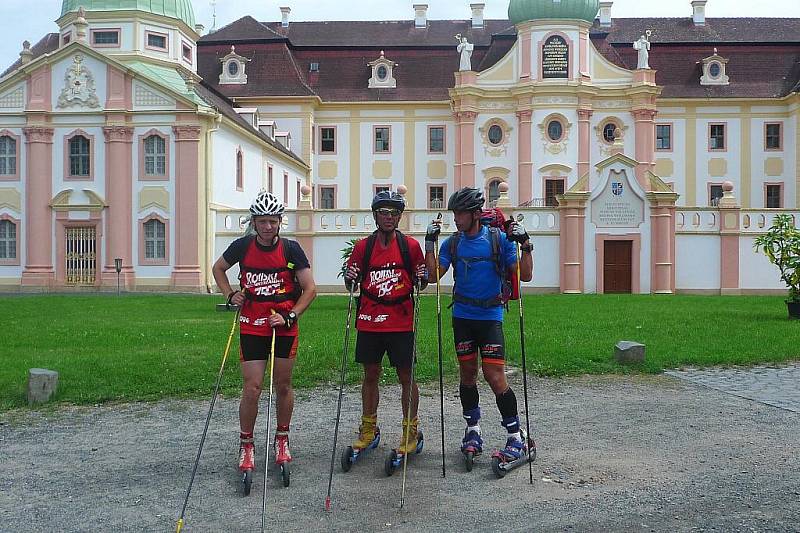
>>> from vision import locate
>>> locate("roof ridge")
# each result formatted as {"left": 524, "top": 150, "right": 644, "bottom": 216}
{"left": 282, "top": 44, "right": 317, "bottom": 96}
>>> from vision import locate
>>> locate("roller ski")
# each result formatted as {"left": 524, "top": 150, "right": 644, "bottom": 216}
{"left": 490, "top": 431, "right": 537, "bottom": 478}
{"left": 238, "top": 436, "right": 256, "bottom": 496}
{"left": 460, "top": 427, "right": 483, "bottom": 472}
{"left": 385, "top": 417, "right": 423, "bottom": 477}
{"left": 341, "top": 415, "right": 381, "bottom": 472}
{"left": 274, "top": 430, "right": 291, "bottom": 487}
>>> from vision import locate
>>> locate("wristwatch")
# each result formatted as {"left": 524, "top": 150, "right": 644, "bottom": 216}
{"left": 285, "top": 310, "right": 298, "bottom": 328}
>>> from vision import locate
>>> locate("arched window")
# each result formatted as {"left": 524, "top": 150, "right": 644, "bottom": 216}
{"left": 236, "top": 149, "right": 244, "bottom": 190}
{"left": 0, "top": 136, "right": 17, "bottom": 176}
{"left": 487, "top": 179, "right": 502, "bottom": 204}
{"left": 69, "top": 135, "right": 91, "bottom": 177}
{"left": 0, "top": 219, "right": 16, "bottom": 260}
{"left": 143, "top": 135, "right": 166, "bottom": 176}
{"left": 143, "top": 219, "right": 166, "bottom": 260}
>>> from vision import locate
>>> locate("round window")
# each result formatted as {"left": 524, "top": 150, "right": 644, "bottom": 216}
{"left": 376, "top": 65, "right": 388, "bottom": 81}
{"left": 602, "top": 123, "right": 617, "bottom": 143}
{"left": 547, "top": 120, "right": 563, "bottom": 142}
{"left": 227, "top": 61, "right": 239, "bottom": 77}
{"left": 709, "top": 62, "right": 721, "bottom": 78}
{"left": 487, "top": 125, "right": 503, "bottom": 145}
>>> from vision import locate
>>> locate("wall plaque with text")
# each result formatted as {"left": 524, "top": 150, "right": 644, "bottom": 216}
{"left": 542, "top": 35, "right": 569, "bottom": 79}
{"left": 591, "top": 170, "right": 645, "bottom": 228}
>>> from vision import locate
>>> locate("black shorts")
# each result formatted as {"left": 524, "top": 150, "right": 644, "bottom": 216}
{"left": 240, "top": 333, "right": 298, "bottom": 362}
{"left": 452, "top": 317, "right": 505, "bottom": 365}
{"left": 355, "top": 331, "right": 415, "bottom": 368}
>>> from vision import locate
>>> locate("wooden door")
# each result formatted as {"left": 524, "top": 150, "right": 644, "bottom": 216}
{"left": 603, "top": 240, "right": 632, "bottom": 293}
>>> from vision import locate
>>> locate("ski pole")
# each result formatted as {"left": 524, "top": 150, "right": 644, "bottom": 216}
{"left": 324, "top": 281, "right": 357, "bottom": 511}
{"left": 258, "top": 311, "right": 279, "bottom": 531}
{"left": 515, "top": 228, "right": 534, "bottom": 486}
{"left": 261, "top": 311, "right": 278, "bottom": 533}
{"left": 433, "top": 212, "right": 446, "bottom": 479}
{"left": 176, "top": 307, "right": 240, "bottom": 533}
{"left": 400, "top": 282, "right": 422, "bottom": 509}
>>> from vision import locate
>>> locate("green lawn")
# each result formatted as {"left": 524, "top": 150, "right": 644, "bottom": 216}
{"left": 1, "top": 294, "right": 797, "bottom": 410}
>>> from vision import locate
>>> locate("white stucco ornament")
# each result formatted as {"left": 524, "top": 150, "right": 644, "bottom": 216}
{"left": 456, "top": 34, "right": 474, "bottom": 71}
{"left": 633, "top": 31, "right": 652, "bottom": 70}
{"left": 57, "top": 55, "right": 100, "bottom": 109}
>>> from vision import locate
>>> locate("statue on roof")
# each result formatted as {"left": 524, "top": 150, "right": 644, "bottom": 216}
{"left": 633, "top": 31, "right": 652, "bottom": 70}
{"left": 455, "top": 34, "right": 474, "bottom": 72}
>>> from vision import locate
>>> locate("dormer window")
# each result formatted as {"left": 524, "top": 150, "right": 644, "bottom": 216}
{"left": 367, "top": 51, "right": 397, "bottom": 89}
{"left": 219, "top": 45, "right": 250, "bottom": 85}
{"left": 700, "top": 49, "right": 729, "bottom": 86}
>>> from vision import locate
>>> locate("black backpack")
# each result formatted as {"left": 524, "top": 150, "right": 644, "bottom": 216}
{"left": 448, "top": 227, "right": 511, "bottom": 309}
{"left": 359, "top": 230, "right": 414, "bottom": 305}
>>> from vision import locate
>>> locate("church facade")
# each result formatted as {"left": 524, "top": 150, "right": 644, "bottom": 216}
{"left": 0, "top": 0, "right": 798, "bottom": 294}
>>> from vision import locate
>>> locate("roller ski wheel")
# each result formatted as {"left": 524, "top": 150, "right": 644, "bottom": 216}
{"left": 241, "top": 469, "right": 253, "bottom": 495}
{"left": 460, "top": 428, "right": 483, "bottom": 473}
{"left": 238, "top": 440, "right": 256, "bottom": 496}
{"left": 341, "top": 428, "right": 381, "bottom": 472}
{"left": 385, "top": 430, "right": 424, "bottom": 477}
{"left": 464, "top": 450, "right": 475, "bottom": 472}
{"left": 279, "top": 462, "right": 290, "bottom": 487}
{"left": 490, "top": 436, "right": 536, "bottom": 479}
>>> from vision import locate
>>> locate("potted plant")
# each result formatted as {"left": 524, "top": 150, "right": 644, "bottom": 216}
{"left": 754, "top": 213, "right": 800, "bottom": 319}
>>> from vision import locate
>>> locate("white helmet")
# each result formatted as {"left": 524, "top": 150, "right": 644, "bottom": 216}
{"left": 250, "top": 191, "right": 284, "bottom": 217}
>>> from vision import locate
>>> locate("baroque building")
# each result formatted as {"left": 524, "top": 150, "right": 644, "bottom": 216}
{"left": 1, "top": 0, "right": 798, "bottom": 294}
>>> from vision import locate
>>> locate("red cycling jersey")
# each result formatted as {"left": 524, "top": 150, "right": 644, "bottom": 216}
{"left": 347, "top": 234, "right": 424, "bottom": 333}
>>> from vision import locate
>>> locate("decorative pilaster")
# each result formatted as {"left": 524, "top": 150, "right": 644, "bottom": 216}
{"left": 456, "top": 111, "right": 477, "bottom": 188}
{"left": 102, "top": 125, "right": 135, "bottom": 288}
{"left": 294, "top": 184, "right": 315, "bottom": 267}
{"left": 557, "top": 190, "right": 590, "bottom": 293}
{"left": 647, "top": 193, "right": 678, "bottom": 294}
{"left": 632, "top": 108, "right": 657, "bottom": 190}
{"left": 171, "top": 124, "right": 203, "bottom": 290}
{"left": 577, "top": 108, "right": 593, "bottom": 187}
{"left": 516, "top": 110, "right": 533, "bottom": 205}
{"left": 718, "top": 181, "right": 741, "bottom": 295}
{"left": 21, "top": 126, "right": 55, "bottom": 288}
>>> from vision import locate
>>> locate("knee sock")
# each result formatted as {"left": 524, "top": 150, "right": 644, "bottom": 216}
{"left": 460, "top": 383, "right": 481, "bottom": 432}
{"left": 496, "top": 388, "right": 520, "bottom": 439}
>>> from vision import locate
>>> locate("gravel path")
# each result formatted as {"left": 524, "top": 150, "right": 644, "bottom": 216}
{"left": 1, "top": 372, "right": 798, "bottom": 532}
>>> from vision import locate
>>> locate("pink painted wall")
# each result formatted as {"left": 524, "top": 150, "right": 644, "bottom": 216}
{"left": 21, "top": 126, "right": 54, "bottom": 287}
{"left": 517, "top": 110, "right": 533, "bottom": 204}
{"left": 102, "top": 125, "right": 135, "bottom": 288}
{"left": 171, "top": 124, "right": 203, "bottom": 288}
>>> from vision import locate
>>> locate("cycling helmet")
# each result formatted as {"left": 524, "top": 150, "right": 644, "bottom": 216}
{"left": 249, "top": 191, "right": 284, "bottom": 217}
{"left": 371, "top": 190, "right": 406, "bottom": 212}
{"left": 447, "top": 187, "right": 485, "bottom": 212}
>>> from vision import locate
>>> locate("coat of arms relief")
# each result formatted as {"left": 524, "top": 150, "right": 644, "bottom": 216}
{"left": 57, "top": 55, "right": 100, "bottom": 109}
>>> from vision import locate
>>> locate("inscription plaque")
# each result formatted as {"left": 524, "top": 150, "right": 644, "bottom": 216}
{"left": 542, "top": 35, "right": 569, "bottom": 79}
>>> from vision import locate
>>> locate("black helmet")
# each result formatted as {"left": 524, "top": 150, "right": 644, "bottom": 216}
{"left": 447, "top": 187, "right": 485, "bottom": 212}
{"left": 371, "top": 190, "right": 405, "bottom": 212}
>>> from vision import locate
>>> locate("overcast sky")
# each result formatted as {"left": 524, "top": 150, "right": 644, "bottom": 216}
{"left": 2, "top": 0, "right": 800, "bottom": 70}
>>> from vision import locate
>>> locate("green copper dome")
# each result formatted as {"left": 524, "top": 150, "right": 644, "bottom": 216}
{"left": 61, "top": 0, "right": 196, "bottom": 28}
{"left": 508, "top": 0, "right": 600, "bottom": 25}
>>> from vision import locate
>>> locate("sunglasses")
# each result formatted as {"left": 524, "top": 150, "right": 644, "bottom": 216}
{"left": 375, "top": 208, "right": 402, "bottom": 217}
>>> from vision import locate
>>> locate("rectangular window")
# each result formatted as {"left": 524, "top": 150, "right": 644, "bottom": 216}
{"left": 375, "top": 185, "right": 390, "bottom": 195}
{"left": 766, "top": 184, "right": 782, "bottom": 208}
{"left": 143, "top": 135, "right": 166, "bottom": 176}
{"left": 69, "top": 136, "right": 91, "bottom": 177}
{"left": 0, "top": 136, "right": 17, "bottom": 176}
{"left": 655, "top": 124, "right": 672, "bottom": 151}
{"left": 710, "top": 184, "right": 724, "bottom": 206}
{"left": 428, "top": 126, "right": 445, "bottom": 154}
{"left": 545, "top": 178, "right": 566, "bottom": 207}
{"left": 429, "top": 186, "right": 445, "bottom": 209}
{"left": 0, "top": 220, "right": 16, "bottom": 260}
{"left": 765, "top": 123, "right": 782, "bottom": 150}
{"left": 182, "top": 43, "right": 192, "bottom": 62}
{"left": 62, "top": 33, "right": 71, "bottom": 44}
{"left": 283, "top": 172, "right": 289, "bottom": 206}
{"left": 374, "top": 126, "right": 390, "bottom": 153}
{"left": 709, "top": 124, "right": 726, "bottom": 150}
{"left": 268, "top": 166, "right": 273, "bottom": 193}
{"left": 146, "top": 32, "right": 168, "bottom": 50}
{"left": 92, "top": 30, "right": 119, "bottom": 46}
{"left": 144, "top": 219, "right": 166, "bottom": 260}
{"left": 320, "top": 186, "right": 335, "bottom": 209}
{"left": 320, "top": 127, "right": 336, "bottom": 153}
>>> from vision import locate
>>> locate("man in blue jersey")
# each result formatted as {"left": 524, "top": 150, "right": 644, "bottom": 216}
{"left": 424, "top": 187, "right": 533, "bottom": 463}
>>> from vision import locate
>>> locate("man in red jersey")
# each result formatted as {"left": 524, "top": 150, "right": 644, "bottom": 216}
{"left": 212, "top": 191, "right": 317, "bottom": 474}
{"left": 342, "top": 191, "right": 428, "bottom": 462}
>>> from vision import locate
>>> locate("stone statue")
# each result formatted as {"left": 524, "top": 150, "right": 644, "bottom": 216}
{"left": 455, "top": 34, "right": 474, "bottom": 71}
{"left": 633, "top": 31, "right": 651, "bottom": 69}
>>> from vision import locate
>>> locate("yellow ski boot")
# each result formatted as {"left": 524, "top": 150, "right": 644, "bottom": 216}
{"left": 341, "top": 414, "right": 380, "bottom": 471}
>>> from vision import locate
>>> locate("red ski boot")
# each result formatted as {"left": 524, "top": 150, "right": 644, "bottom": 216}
{"left": 274, "top": 428, "right": 291, "bottom": 487}
{"left": 238, "top": 435, "right": 255, "bottom": 495}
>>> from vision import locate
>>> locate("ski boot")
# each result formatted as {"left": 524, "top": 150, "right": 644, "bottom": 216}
{"left": 341, "top": 415, "right": 381, "bottom": 472}
{"left": 274, "top": 429, "right": 291, "bottom": 487}
{"left": 460, "top": 427, "right": 483, "bottom": 472}
{"left": 490, "top": 430, "right": 537, "bottom": 478}
{"left": 238, "top": 435, "right": 255, "bottom": 496}
{"left": 385, "top": 417, "right": 424, "bottom": 477}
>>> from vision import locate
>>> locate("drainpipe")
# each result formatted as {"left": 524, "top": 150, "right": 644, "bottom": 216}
{"left": 204, "top": 112, "right": 223, "bottom": 293}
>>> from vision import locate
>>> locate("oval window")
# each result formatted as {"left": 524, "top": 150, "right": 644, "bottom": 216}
{"left": 227, "top": 61, "right": 239, "bottom": 77}
{"left": 709, "top": 62, "right": 721, "bottom": 78}
{"left": 488, "top": 124, "right": 503, "bottom": 145}
{"left": 376, "top": 65, "right": 388, "bottom": 80}
{"left": 547, "top": 120, "right": 563, "bottom": 142}
{"left": 602, "top": 123, "right": 617, "bottom": 143}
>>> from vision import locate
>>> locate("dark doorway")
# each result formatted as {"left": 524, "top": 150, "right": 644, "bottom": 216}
{"left": 603, "top": 240, "right": 632, "bottom": 293}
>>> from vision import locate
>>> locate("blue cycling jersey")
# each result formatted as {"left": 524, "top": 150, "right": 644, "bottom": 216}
{"left": 439, "top": 226, "right": 517, "bottom": 321}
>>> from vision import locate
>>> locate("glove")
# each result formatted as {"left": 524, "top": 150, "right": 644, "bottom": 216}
{"left": 425, "top": 220, "right": 441, "bottom": 242}
{"left": 344, "top": 263, "right": 360, "bottom": 282}
{"left": 414, "top": 263, "right": 428, "bottom": 282}
{"left": 508, "top": 221, "right": 529, "bottom": 244}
